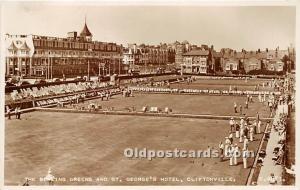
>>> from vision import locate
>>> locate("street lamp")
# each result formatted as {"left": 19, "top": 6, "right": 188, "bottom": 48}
{"left": 98, "top": 62, "right": 100, "bottom": 76}
{"left": 113, "top": 57, "right": 116, "bottom": 74}
{"left": 119, "top": 56, "right": 121, "bottom": 75}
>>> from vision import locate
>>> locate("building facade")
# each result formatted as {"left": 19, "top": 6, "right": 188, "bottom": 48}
{"left": 5, "top": 21, "right": 123, "bottom": 78}
{"left": 224, "top": 58, "right": 239, "bottom": 73}
{"left": 181, "top": 50, "right": 210, "bottom": 74}
{"left": 122, "top": 43, "right": 175, "bottom": 71}
{"left": 243, "top": 57, "right": 261, "bottom": 73}
{"left": 267, "top": 59, "right": 284, "bottom": 72}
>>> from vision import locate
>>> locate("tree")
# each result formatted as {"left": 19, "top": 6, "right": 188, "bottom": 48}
{"left": 282, "top": 54, "right": 289, "bottom": 72}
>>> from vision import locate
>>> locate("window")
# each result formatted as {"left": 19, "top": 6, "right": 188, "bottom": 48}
{"left": 9, "top": 50, "right": 15, "bottom": 55}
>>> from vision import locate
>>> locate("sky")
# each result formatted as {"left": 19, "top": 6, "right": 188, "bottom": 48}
{"left": 1, "top": 3, "right": 296, "bottom": 51}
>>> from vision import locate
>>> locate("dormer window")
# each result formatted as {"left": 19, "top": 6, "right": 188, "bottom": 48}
{"left": 15, "top": 40, "right": 22, "bottom": 45}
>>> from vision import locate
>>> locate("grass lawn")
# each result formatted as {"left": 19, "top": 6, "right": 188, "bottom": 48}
{"left": 5, "top": 78, "right": 274, "bottom": 186}
{"left": 80, "top": 93, "right": 270, "bottom": 118}
{"left": 5, "top": 112, "right": 266, "bottom": 185}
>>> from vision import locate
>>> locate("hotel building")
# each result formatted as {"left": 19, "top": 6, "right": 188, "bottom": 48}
{"left": 5, "top": 21, "right": 123, "bottom": 78}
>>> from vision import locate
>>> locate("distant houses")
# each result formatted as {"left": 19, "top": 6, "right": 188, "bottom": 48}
{"left": 224, "top": 58, "right": 239, "bottom": 74}
{"left": 179, "top": 45, "right": 292, "bottom": 75}
{"left": 120, "top": 40, "right": 293, "bottom": 75}
{"left": 5, "top": 28, "right": 294, "bottom": 78}
{"left": 181, "top": 50, "right": 210, "bottom": 74}
{"left": 243, "top": 57, "right": 261, "bottom": 73}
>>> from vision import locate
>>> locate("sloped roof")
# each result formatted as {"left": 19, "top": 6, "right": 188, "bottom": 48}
{"left": 269, "top": 59, "right": 283, "bottom": 64}
{"left": 223, "top": 53, "right": 232, "bottom": 59}
{"left": 267, "top": 50, "right": 288, "bottom": 59}
{"left": 19, "top": 41, "right": 30, "bottom": 50}
{"left": 8, "top": 42, "right": 18, "bottom": 50}
{"left": 182, "top": 40, "right": 189, "bottom": 44}
{"left": 256, "top": 52, "right": 267, "bottom": 59}
{"left": 212, "top": 51, "right": 222, "bottom": 58}
{"left": 80, "top": 23, "right": 92, "bottom": 37}
{"left": 183, "top": 50, "right": 209, "bottom": 56}
{"left": 235, "top": 52, "right": 244, "bottom": 59}
{"left": 277, "top": 50, "right": 288, "bottom": 59}
{"left": 244, "top": 56, "right": 260, "bottom": 63}
{"left": 225, "top": 57, "right": 239, "bottom": 63}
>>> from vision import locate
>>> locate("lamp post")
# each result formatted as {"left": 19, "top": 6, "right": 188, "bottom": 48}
{"left": 119, "top": 56, "right": 121, "bottom": 75}
{"left": 113, "top": 57, "right": 116, "bottom": 74}
{"left": 102, "top": 63, "right": 105, "bottom": 76}
{"left": 108, "top": 58, "right": 111, "bottom": 76}
{"left": 87, "top": 59, "right": 90, "bottom": 81}
{"left": 98, "top": 62, "right": 100, "bottom": 76}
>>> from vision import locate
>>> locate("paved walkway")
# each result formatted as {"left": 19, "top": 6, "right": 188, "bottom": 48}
{"left": 257, "top": 110, "right": 284, "bottom": 185}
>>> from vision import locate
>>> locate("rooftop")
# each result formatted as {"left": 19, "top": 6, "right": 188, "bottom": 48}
{"left": 80, "top": 21, "right": 92, "bottom": 37}
{"left": 183, "top": 50, "right": 209, "bottom": 56}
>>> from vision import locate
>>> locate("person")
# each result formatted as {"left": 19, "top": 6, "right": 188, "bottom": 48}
{"left": 106, "top": 92, "right": 109, "bottom": 101}
{"left": 245, "top": 116, "right": 250, "bottom": 125}
{"left": 22, "top": 178, "right": 30, "bottom": 186}
{"left": 250, "top": 95, "right": 253, "bottom": 103}
{"left": 219, "top": 141, "right": 224, "bottom": 162}
{"left": 100, "top": 93, "right": 104, "bottom": 101}
{"left": 233, "top": 144, "right": 239, "bottom": 165}
{"left": 17, "top": 107, "right": 21, "bottom": 119}
{"left": 228, "top": 132, "right": 233, "bottom": 144}
{"left": 76, "top": 95, "right": 80, "bottom": 104}
{"left": 268, "top": 173, "right": 277, "bottom": 185}
{"left": 247, "top": 94, "right": 250, "bottom": 102}
{"left": 249, "top": 127, "right": 254, "bottom": 142}
{"left": 240, "top": 117, "right": 244, "bottom": 127}
{"left": 256, "top": 112, "right": 260, "bottom": 122}
{"left": 229, "top": 118, "right": 235, "bottom": 132}
{"left": 269, "top": 101, "right": 273, "bottom": 112}
{"left": 234, "top": 102, "right": 237, "bottom": 113}
{"left": 235, "top": 124, "right": 240, "bottom": 138}
{"left": 257, "top": 120, "right": 262, "bottom": 134}
{"left": 228, "top": 145, "right": 234, "bottom": 166}
{"left": 6, "top": 106, "right": 11, "bottom": 120}
{"left": 239, "top": 125, "right": 244, "bottom": 143}
{"left": 224, "top": 137, "right": 231, "bottom": 156}
{"left": 252, "top": 120, "right": 257, "bottom": 134}
{"left": 239, "top": 104, "right": 243, "bottom": 115}
{"left": 45, "top": 168, "right": 55, "bottom": 185}
{"left": 244, "top": 124, "right": 249, "bottom": 139}
{"left": 15, "top": 107, "right": 18, "bottom": 119}
{"left": 258, "top": 94, "right": 262, "bottom": 102}
{"left": 245, "top": 100, "right": 248, "bottom": 109}
{"left": 243, "top": 136, "right": 249, "bottom": 150}
{"left": 242, "top": 148, "right": 249, "bottom": 169}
